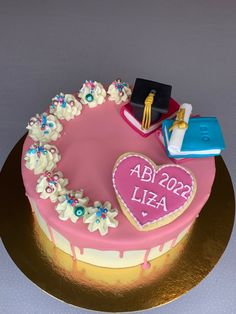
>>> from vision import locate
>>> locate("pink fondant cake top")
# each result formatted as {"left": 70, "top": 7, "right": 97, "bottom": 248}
{"left": 21, "top": 97, "right": 215, "bottom": 251}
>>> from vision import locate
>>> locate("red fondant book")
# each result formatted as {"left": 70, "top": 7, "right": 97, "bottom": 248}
{"left": 120, "top": 98, "right": 180, "bottom": 137}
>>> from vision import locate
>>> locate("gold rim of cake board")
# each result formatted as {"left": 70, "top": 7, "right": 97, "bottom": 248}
{"left": 0, "top": 135, "right": 235, "bottom": 312}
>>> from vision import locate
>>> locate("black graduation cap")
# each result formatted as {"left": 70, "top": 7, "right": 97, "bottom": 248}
{"left": 130, "top": 78, "right": 172, "bottom": 125}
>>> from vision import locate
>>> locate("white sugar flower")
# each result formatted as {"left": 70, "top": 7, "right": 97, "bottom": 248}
{"left": 24, "top": 143, "right": 61, "bottom": 175}
{"left": 55, "top": 190, "right": 89, "bottom": 223}
{"left": 78, "top": 80, "right": 106, "bottom": 108}
{"left": 50, "top": 93, "right": 82, "bottom": 121}
{"left": 36, "top": 171, "right": 68, "bottom": 202}
{"left": 84, "top": 201, "right": 118, "bottom": 236}
{"left": 107, "top": 79, "right": 131, "bottom": 104}
{"left": 26, "top": 113, "right": 63, "bottom": 143}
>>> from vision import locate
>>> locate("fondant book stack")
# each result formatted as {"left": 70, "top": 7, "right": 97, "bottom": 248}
{"left": 162, "top": 117, "right": 225, "bottom": 158}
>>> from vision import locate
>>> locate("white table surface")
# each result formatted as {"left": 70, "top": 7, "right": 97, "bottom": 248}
{"left": 0, "top": 1, "right": 235, "bottom": 313}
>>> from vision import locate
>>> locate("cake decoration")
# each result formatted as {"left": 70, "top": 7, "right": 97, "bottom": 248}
{"left": 56, "top": 191, "right": 89, "bottom": 223}
{"left": 26, "top": 113, "right": 63, "bottom": 143}
{"left": 24, "top": 143, "right": 61, "bottom": 175}
{"left": 84, "top": 201, "right": 118, "bottom": 236}
{"left": 55, "top": 191, "right": 118, "bottom": 235}
{"left": 107, "top": 79, "right": 131, "bottom": 104}
{"left": 130, "top": 78, "right": 172, "bottom": 126}
{"left": 120, "top": 99, "right": 180, "bottom": 137}
{"left": 121, "top": 78, "right": 176, "bottom": 137}
{"left": 166, "top": 103, "right": 192, "bottom": 155}
{"left": 169, "top": 107, "right": 189, "bottom": 132}
{"left": 36, "top": 171, "right": 68, "bottom": 202}
{"left": 113, "top": 153, "right": 196, "bottom": 231}
{"left": 141, "top": 89, "right": 157, "bottom": 130}
{"left": 162, "top": 116, "right": 226, "bottom": 158}
{"left": 78, "top": 80, "right": 106, "bottom": 108}
{"left": 50, "top": 93, "right": 82, "bottom": 121}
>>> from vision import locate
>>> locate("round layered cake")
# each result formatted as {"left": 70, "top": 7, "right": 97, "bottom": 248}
{"left": 21, "top": 80, "right": 216, "bottom": 268}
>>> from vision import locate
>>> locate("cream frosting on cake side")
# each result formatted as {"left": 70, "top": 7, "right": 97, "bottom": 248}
{"left": 32, "top": 198, "right": 193, "bottom": 268}
{"left": 21, "top": 83, "right": 216, "bottom": 268}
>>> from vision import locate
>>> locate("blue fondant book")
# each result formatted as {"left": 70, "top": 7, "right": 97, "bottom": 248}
{"left": 162, "top": 117, "right": 226, "bottom": 158}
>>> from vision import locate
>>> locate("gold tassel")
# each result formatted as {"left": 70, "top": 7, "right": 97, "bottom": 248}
{"left": 141, "top": 90, "right": 156, "bottom": 130}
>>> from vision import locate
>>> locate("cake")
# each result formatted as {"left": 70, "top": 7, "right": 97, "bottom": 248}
{"left": 21, "top": 79, "right": 216, "bottom": 269}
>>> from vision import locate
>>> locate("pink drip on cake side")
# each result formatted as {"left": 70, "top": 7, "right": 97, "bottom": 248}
{"left": 170, "top": 236, "right": 178, "bottom": 249}
{"left": 159, "top": 243, "right": 164, "bottom": 252}
{"left": 70, "top": 243, "right": 76, "bottom": 260}
{"left": 119, "top": 251, "right": 124, "bottom": 258}
{"left": 70, "top": 244, "right": 84, "bottom": 259}
{"left": 142, "top": 249, "right": 151, "bottom": 269}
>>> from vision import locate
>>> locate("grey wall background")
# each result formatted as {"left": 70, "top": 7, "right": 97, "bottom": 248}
{"left": 0, "top": 0, "right": 235, "bottom": 313}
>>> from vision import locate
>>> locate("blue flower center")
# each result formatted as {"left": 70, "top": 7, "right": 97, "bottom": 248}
{"left": 96, "top": 207, "right": 108, "bottom": 220}
{"left": 74, "top": 206, "right": 85, "bottom": 217}
{"left": 85, "top": 93, "right": 94, "bottom": 102}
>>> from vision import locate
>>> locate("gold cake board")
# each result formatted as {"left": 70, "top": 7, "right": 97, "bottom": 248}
{"left": 0, "top": 135, "right": 235, "bottom": 312}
